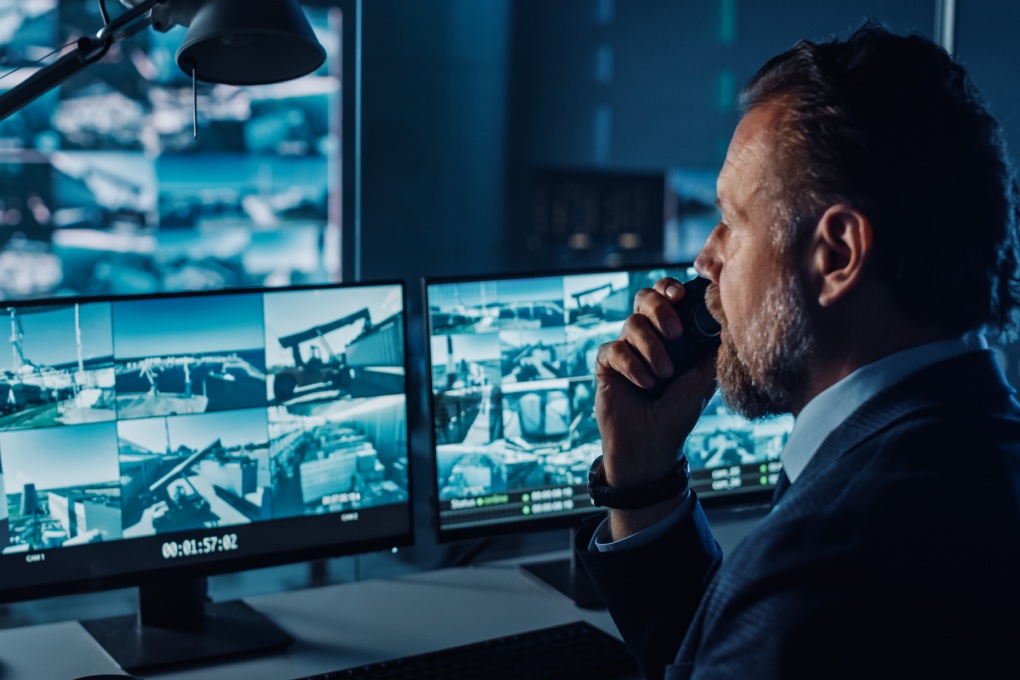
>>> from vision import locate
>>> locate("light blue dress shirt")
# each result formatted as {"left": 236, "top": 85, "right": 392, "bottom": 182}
{"left": 592, "top": 333, "right": 988, "bottom": 551}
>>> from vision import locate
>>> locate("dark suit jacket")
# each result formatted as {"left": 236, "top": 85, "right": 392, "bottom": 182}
{"left": 576, "top": 351, "right": 1020, "bottom": 679}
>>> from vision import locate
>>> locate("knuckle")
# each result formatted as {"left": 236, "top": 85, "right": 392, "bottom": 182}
{"left": 596, "top": 339, "right": 623, "bottom": 363}
{"left": 620, "top": 313, "right": 646, "bottom": 338}
{"left": 632, "top": 287, "right": 655, "bottom": 311}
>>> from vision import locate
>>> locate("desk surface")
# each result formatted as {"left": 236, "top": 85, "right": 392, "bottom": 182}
{"left": 0, "top": 561, "right": 626, "bottom": 680}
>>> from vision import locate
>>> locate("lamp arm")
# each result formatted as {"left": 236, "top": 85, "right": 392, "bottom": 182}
{"left": 0, "top": 0, "right": 166, "bottom": 121}
{"left": 100, "top": 0, "right": 167, "bottom": 41}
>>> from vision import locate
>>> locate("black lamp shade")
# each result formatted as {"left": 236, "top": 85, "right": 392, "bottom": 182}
{"left": 175, "top": 0, "right": 326, "bottom": 85}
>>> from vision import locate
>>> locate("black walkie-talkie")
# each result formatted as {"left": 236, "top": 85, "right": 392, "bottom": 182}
{"left": 646, "top": 276, "right": 722, "bottom": 398}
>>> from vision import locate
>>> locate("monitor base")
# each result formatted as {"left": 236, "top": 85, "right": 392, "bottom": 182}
{"left": 81, "top": 597, "right": 293, "bottom": 673}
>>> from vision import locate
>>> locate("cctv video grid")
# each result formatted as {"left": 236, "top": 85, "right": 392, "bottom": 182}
{"left": 426, "top": 266, "right": 793, "bottom": 536}
{"left": 0, "top": 0, "right": 341, "bottom": 300}
{"left": 0, "top": 281, "right": 411, "bottom": 598}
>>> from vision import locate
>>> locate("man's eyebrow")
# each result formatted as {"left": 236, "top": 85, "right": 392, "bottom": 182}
{"left": 715, "top": 195, "right": 746, "bottom": 221}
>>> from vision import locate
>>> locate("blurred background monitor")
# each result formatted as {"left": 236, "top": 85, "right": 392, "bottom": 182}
{"left": 423, "top": 265, "right": 792, "bottom": 603}
{"left": 0, "top": 279, "right": 412, "bottom": 673}
{"left": 0, "top": 0, "right": 353, "bottom": 300}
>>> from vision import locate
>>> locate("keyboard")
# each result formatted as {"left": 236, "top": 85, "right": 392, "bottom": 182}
{"left": 289, "top": 620, "right": 640, "bottom": 679}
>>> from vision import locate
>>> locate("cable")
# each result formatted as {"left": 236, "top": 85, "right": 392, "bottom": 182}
{"left": 0, "top": 39, "right": 80, "bottom": 85}
{"left": 99, "top": 0, "right": 112, "bottom": 25}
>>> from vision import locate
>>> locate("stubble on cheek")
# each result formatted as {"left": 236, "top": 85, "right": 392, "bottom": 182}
{"left": 704, "top": 273, "right": 813, "bottom": 420}
{"left": 703, "top": 282, "right": 749, "bottom": 407}
{"left": 704, "top": 283, "right": 725, "bottom": 328}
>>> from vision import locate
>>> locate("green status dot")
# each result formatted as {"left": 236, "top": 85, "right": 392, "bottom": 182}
{"left": 760, "top": 476, "right": 768, "bottom": 486}
{"left": 522, "top": 506, "right": 531, "bottom": 515}
{"left": 522, "top": 494, "right": 530, "bottom": 502}
{"left": 759, "top": 464, "right": 767, "bottom": 473}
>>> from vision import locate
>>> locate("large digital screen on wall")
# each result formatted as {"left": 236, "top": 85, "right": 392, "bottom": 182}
{"left": 425, "top": 265, "right": 793, "bottom": 540}
{"left": 0, "top": 280, "right": 411, "bottom": 669}
{"left": 0, "top": 0, "right": 354, "bottom": 299}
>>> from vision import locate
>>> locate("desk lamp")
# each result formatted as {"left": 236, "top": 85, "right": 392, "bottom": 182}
{"left": 0, "top": 0, "right": 326, "bottom": 120}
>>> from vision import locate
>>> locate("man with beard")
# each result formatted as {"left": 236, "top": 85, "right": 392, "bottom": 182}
{"left": 575, "top": 23, "right": 1020, "bottom": 680}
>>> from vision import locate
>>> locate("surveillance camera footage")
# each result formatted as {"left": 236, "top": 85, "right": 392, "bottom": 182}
{"left": 427, "top": 266, "right": 794, "bottom": 535}
{"left": 1, "top": 283, "right": 409, "bottom": 556}
{"left": 0, "top": 0, "right": 342, "bottom": 300}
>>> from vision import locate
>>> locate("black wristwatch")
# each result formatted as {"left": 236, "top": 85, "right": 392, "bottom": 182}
{"left": 587, "top": 454, "right": 691, "bottom": 509}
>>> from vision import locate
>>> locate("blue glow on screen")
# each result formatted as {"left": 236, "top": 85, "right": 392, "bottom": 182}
{"left": 0, "top": 0, "right": 342, "bottom": 299}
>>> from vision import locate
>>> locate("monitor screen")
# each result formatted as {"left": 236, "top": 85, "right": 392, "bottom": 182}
{"left": 0, "top": 0, "right": 352, "bottom": 298}
{"left": 425, "top": 265, "right": 792, "bottom": 541}
{"left": 0, "top": 279, "right": 411, "bottom": 669}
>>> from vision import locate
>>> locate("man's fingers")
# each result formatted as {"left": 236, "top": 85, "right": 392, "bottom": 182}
{"left": 633, "top": 281, "right": 684, "bottom": 340}
{"left": 652, "top": 277, "right": 686, "bottom": 301}
{"left": 596, "top": 338, "right": 658, "bottom": 389}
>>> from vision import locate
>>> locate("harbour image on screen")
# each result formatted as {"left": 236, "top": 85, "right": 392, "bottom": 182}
{"left": 112, "top": 294, "right": 268, "bottom": 419}
{"left": 427, "top": 266, "right": 793, "bottom": 535}
{"left": 2, "top": 422, "right": 122, "bottom": 551}
{"left": 0, "top": 302, "right": 115, "bottom": 431}
{"left": 0, "top": 282, "right": 409, "bottom": 560}
{"left": 118, "top": 409, "right": 272, "bottom": 537}
{"left": 263, "top": 286, "right": 409, "bottom": 519}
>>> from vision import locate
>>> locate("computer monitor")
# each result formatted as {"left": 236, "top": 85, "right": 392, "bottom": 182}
{"left": 0, "top": 279, "right": 412, "bottom": 673}
{"left": 424, "top": 265, "right": 792, "bottom": 604}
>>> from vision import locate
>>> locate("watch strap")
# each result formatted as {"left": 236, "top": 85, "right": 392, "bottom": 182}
{"left": 587, "top": 454, "right": 690, "bottom": 509}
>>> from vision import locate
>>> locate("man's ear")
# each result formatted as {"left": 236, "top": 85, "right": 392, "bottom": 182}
{"left": 807, "top": 204, "right": 874, "bottom": 307}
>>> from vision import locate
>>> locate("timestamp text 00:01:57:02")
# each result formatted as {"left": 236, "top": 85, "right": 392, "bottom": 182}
{"left": 161, "top": 534, "right": 239, "bottom": 559}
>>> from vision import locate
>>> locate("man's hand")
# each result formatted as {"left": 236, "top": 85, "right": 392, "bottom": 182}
{"left": 594, "top": 277, "right": 718, "bottom": 537}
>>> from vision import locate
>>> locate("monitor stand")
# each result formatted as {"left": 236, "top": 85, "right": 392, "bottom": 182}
{"left": 80, "top": 576, "right": 294, "bottom": 674}
{"left": 519, "top": 528, "right": 604, "bottom": 609}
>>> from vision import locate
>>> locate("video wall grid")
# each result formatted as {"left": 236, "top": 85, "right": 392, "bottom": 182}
{"left": 0, "top": 0, "right": 342, "bottom": 299}
{"left": 0, "top": 284, "right": 409, "bottom": 557}
{"left": 427, "top": 266, "right": 793, "bottom": 534}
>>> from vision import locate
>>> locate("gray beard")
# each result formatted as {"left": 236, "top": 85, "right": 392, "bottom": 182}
{"left": 709, "top": 271, "right": 817, "bottom": 420}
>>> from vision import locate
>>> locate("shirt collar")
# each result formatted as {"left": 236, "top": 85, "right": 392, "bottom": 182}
{"left": 780, "top": 333, "right": 988, "bottom": 483}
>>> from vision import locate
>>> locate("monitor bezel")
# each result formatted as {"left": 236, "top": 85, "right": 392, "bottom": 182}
{"left": 0, "top": 277, "right": 415, "bottom": 605}
{"left": 422, "top": 263, "right": 776, "bottom": 544}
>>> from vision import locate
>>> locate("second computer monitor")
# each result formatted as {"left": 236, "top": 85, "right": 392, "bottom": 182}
{"left": 425, "top": 265, "right": 792, "bottom": 540}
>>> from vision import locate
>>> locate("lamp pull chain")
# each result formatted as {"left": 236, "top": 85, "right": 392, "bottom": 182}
{"left": 192, "top": 65, "right": 198, "bottom": 140}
